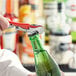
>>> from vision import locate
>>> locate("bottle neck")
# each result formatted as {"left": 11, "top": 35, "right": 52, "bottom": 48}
{"left": 57, "top": 2, "right": 65, "bottom": 13}
{"left": 29, "top": 34, "right": 44, "bottom": 51}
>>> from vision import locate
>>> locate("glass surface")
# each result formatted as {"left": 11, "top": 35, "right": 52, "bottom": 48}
{"left": 34, "top": 50, "right": 61, "bottom": 76}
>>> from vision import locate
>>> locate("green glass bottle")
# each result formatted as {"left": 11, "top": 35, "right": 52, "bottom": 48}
{"left": 29, "top": 32, "right": 61, "bottom": 76}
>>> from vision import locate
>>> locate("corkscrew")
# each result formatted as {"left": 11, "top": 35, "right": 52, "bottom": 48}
{"left": 9, "top": 21, "right": 44, "bottom": 35}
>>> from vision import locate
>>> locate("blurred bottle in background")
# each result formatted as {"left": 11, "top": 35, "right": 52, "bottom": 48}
{"left": 65, "top": 0, "right": 76, "bottom": 18}
{"left": 43, "top": 0, "right": 58, "bottom": 45}
{"left": 18, "top": 0, "right": 34, "bottom": 64}
{"left": 19, "top": 0, "right": 32, "bottom": 23}
{"left": 0, "top": 0, "right": 2, "bottom": 13}
{"left": 29, "top": 0, "right": 44, "bottom": 24}
{"left": 0, "top": 0, "right": 2, "bottom": 49}
{"left": 65, "top": 0, "right": 76, "bottom": 69}
{"left": 1, "top": 0, "right": 18, "bottom": 54}
{"left": 4, "top": 0, "right": 18, "bottom": 21}
{"left": 18, "top": 0, "right": 45, "bottom": 64}
{"left": 65, "top": 0, "right": 76, "bottom": 43}
{"left": 0, "top": 0, "right": 6, "bottom": 15}
{"left": 64, "top": 0, "right": 67, "bottom": 3}
{"left": 29, "top": 0, "right": 45, "bottom": 45}
{"left": 71, "top": 19, "right": 76, "bottom": 44}
{"left": 49, "top": 2, "right": 73, "bottom": 68}
{"left": 13, "top": 0, "right": 19, "bottom": 18}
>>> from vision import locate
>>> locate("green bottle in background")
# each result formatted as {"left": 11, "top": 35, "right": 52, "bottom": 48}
{"left": 57, "top": 0, "right": 67, "bottom": 3}
{"left": 44, "top": 0, "right": 56, "bottom": 3}
{"left": 29, "top": 32, "right": 61, "bottom": 76}
{"left": 71, "top": 31, "right": 76, "bottom": 43}
{"left": 64, "top": 0, "right": 67, "bottom": 3}
{"left": 58, "top": 0, "right": 63, "bottom": 2}
{"left": 71, "top": 18, "right": 76, "bottom": 43}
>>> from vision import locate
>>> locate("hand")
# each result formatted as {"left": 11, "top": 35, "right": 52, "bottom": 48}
{"left": 0, "top": 15, "right": 9, "bottom": 35}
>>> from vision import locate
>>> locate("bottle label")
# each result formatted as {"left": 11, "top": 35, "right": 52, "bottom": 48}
{"left": 65, "top": 0, "right": 76, "bottom": 17}
{"left": 44, "top": 2, "right": 57, "bottom": 15}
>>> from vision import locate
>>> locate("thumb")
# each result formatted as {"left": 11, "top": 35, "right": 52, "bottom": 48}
{"left": 0, "top": 15, "right": 9, "bottom": 30}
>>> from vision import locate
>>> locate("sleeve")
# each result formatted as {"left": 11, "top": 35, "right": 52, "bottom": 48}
{"left": 9, "top": 66, "right": 29, "bottom": 76}
{"left": 0, "top": 49, "right": 32, "bottom": 76}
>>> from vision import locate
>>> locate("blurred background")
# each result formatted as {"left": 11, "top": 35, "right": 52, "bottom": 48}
{"left": 0, "top": 0, "right": 76, "bottom": 76}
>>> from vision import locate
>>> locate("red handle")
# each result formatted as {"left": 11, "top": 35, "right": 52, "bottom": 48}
{"left": 9, "top": 21, "right": 42, "bottom": 29}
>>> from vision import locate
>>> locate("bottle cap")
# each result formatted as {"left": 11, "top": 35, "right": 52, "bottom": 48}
{"left": 28, "top": 31, "right": 39, "bottom": 37}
